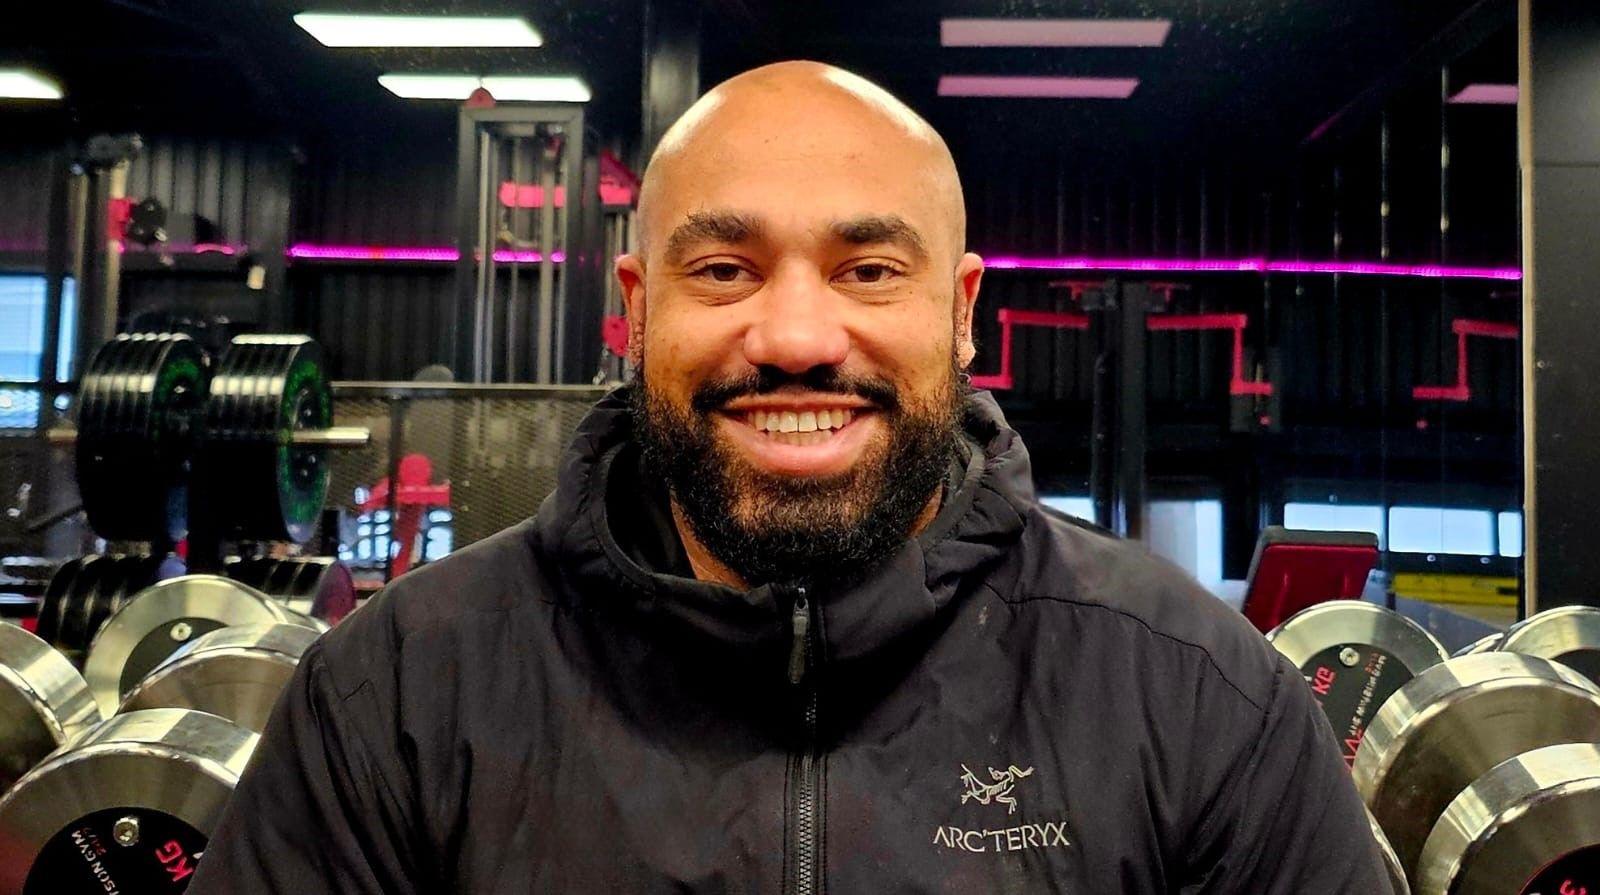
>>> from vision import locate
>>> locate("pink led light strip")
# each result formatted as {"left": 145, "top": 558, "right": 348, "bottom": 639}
{"left": 132, "top": 245, "right": 1523, "bottom": 281}
{"left": 286, "top": 244, "right": 566, "bottom": 263}
{"left": 983, "top": 256, "right": 1522, "bottom": 281}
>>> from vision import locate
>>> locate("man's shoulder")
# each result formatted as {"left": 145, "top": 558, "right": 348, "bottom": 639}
{"left": 1008, "top": 504, "right": 1283, "bottom": 713}
{"left": 309, "top": 519, "right": 554, "bottom": 693}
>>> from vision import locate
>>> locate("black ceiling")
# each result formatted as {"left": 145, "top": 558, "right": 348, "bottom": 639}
{"left": 13, "top": 0, "right": 1510, "bottom": 169}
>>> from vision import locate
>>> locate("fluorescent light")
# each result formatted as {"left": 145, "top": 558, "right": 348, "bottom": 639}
{"left": 378, "top": 74, "right": 590, "bottom": 102}
{"left": 1448, "top": 83, "right": 1518, "bottom": 105}
{"left": 938, "top": 76, "right": 1139, "bottom": 99}
{"left": 377, "top": 74, "right": 484, "bottom": 100}
{"left": 0, "top": 69, "right": 62, "bottom": 100}
{"left": 294, "top": 12, "right": 542, "bottom": 47}
{"left": 480, "top": 76, "right": 591, "bottom": 102}
{"left": 941, "top": 18, "right": 1170, "bottom": 48}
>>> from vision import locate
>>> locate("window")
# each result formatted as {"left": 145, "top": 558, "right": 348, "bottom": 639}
{"left": 1388, "top": 506, "right": 1495, "bottom": 555}
{"left": 1497, "top": 511, "right": 1523, "bottom": 558}
{"left": 1283, "top": 502, "right": 1386, "bottom": 548}
{"left": 0, "top": 275, "right": 76, "bottom": 429}
{"left": 1040, "top": 495, "right": 1094, "bottom": 520}
{"left": 1149, "top": 499, "right": 1224, "bottom": 584}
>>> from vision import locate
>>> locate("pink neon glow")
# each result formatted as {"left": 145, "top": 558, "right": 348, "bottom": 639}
{"left": 938, "top": 76, "right": 1140, "bottom": 99}
{"left": 285, "top": 244, "right": 565, "bottom": 263}
{"left": 982, "top": 256, "right": 1521, "bottom": 281}
{"left": 1413, "top": 317, "right": 1520, "bottom": 402}
{"left": 498, "top": 181, "right": 638, "bottom": 208}
{"left": 940, "top": 18, "right": 1171, "bottom": 48}
{"left": 1448, "top": 84, "right": 1518, "bottom": 105}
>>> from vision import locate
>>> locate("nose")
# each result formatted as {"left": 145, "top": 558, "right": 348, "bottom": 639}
{"left": 741, "top": 270, "right": 851, "bottom": 374}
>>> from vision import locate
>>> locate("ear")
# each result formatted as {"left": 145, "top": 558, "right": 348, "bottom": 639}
{"left": 953, "top": 253, "right": 985, "bottom": 369}
{"left": 615, "top": 254, "right": 648, "bottom": 366}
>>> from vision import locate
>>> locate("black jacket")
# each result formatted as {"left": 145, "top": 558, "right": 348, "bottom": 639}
{"left": 192, "top": 389, "right": 1391, "bottom": 893}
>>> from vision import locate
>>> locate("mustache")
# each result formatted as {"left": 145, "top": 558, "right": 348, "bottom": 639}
{"left": 690, "top": 366, "right": 901, "bottom": 414}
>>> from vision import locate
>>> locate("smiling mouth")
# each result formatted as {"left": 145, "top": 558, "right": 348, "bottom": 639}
{"left": 734, "top": 407, "right": 863, "bottom": 446}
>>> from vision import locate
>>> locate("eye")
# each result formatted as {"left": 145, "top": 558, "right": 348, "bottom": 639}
{"left": 840, "top": 263, "right": 904, "bottom": 284}
{"left": 691, "top": 262, "right": 751, "bottom": 283}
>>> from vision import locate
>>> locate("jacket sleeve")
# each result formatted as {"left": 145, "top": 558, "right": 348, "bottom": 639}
{"left": 1184, "top": 654, "right": 1396, "bottom": 895}
{"left": 186, "top": 643, "right": 423, "bottom": 894}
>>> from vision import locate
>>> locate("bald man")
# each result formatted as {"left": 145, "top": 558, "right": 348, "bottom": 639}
{"left": 192, "top": 63, "right": 1391, "bottom": 894}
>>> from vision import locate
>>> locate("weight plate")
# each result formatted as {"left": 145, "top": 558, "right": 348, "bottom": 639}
{"left": 75, "top": 334, "right": 207, "bottom": 543}
{"left": 199, "top": 335, "right": 332, "bottom": 544}
{"left": 0, "top": 708, "right": 257, "bottom": 894}
{"left": 0, "top": 624, "right": 101, "bottom": 793}
{"left": 1267, "top": 601, "right": 1449, "bottom": 766}
{"left": 1352, "top": 653, "right": 1600, "bottom": 884}
{"left": 57, "top": 555, "right": 113, "bottom": 655}
{"left": 225, "top": 556, "right": 356, "bottom": 623}
{"left": 1498, "top": 606, "right": 1600, "bottom": 686}
{"left": 35, "top": 559, "right": 82, "bottom": 648}
{"left": 1417, "top": 743, "right": 1600, "bottom": 895}
{"left": 81, "top": 575, "right": 318, "bottom": 716}
{"left": 1368, "top": 806, "right": 1410, "bottom": 895}
{"left": 119, "top": 623, "right": 320, "bottom": 733}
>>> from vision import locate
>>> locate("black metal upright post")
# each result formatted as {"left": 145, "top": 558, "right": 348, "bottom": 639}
{"left": 1519, "top": 0, "right": 1600, "bottom": 610}
{"left": 639, "top": 0, "right": 702, "bottom": 169}
{"left": 1086, "top": 281, "right": 1149, "bottom": 540}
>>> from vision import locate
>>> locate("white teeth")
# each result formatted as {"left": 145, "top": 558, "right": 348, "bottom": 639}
{"left": 797, "top": 411, "right": 818, "bottom": 433}
{"left": 744, "top": 407, "right": 858, "bottom": 435}
{"left": 780, "top": 411, "right": 799, "bottom": 433}
{"left": 816, "top": 409, "right": 832, "bottom": 429}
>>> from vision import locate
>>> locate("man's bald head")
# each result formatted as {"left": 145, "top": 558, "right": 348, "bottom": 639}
{"left": 636, "top": 61, "right": 967, "bottom": 263}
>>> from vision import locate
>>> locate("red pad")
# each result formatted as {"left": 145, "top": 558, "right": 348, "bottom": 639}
{"left": 1241, "top": 527, "right": 1380, "bottom": 632}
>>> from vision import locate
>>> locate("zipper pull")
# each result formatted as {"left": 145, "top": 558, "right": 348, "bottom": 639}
{"left": 787, "top": 588, "right": 810, "bottom": 685}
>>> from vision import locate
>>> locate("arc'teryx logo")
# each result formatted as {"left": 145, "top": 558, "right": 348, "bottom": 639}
{"left": 959, "top": 763, "right": 1034, "bottom": 815}
{"left": 936, "top": 762, "right": 1070, "bottom": 854}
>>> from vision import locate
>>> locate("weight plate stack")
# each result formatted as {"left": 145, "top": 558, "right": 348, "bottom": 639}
{"left": 1418, "top": 742, "right": 1600, "bottom": 895}
{"left": 0, "top": 708, "right": 257, "bottom": 894}
{"left": 75, "top": 333, "right": 207, "bottom": 544}
{"left": 119, "top": 623, "right": 321, "bottom": 733}
{"left": 35, "top": 555, "right": 171, "bottom": 664}
{"left": 1497, "top": 605, "right": 1600, "bottom": 686}
{"left": 224, "top": 556, "right": 356, "bottom": 623}
{"left": 199, "top": 335, "right": 332, "bottom": 545}
{"left": 1267, "top": 601, "right": 1449, "bottom": 767}
{"left": 0, "top": 624, "right": 102, "bottom": 794}
{"left": 82, "top": 575, "right": 325, "bottom": 716}
{"left": 1353, "top": 653, "right": 1600, "bottom": 884}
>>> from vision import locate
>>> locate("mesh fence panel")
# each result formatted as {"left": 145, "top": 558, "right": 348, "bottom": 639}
{"left": 0, "top": 385, "right": 611, "bottom": 582}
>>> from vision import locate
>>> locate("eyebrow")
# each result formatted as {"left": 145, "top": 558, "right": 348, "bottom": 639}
{"left": 664, "top": 210, "right": 766, "bottom": 265}
{"left": 830, "top": 215, "right": 929, "bottom": 264}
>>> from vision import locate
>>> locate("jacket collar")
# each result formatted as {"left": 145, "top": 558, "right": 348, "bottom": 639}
{"left": 533, "top": 385, "right": 1032, "bottom": 666}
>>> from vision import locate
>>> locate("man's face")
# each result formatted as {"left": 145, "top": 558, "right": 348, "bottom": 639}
{"left": 618, "top": 91, "right": 983, "bottom": 586}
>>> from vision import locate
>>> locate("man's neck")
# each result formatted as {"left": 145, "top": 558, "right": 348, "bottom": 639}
{"left": 671, "top": 491, "right": 944, "bottom": 591}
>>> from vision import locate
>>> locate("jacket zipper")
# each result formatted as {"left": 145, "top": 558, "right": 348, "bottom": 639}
{"left": 786, "top": 586, "right": 822, "bottom": 895}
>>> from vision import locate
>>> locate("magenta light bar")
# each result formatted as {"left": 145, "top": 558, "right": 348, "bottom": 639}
{"left": 285, "top": 243, "right": 564, "bottom": 263}
{"left": 938, "top": 76, "right": 1139, "bottom": 99}
{"left": 1448, "top": 84, "right": 1518, "bottom": 105}
{"left": 940, "top": 18, "right": 1171, "bottom": 48}
{"left": 983, "top": 256, "right": 1521, "bottom": 281}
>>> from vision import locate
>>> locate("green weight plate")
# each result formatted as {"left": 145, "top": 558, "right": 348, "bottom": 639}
{"left": 75, "top": 334, "right": 206, "bottom": 543}
{"left": 200, "top": 336, "right": 331, "bottom": 544}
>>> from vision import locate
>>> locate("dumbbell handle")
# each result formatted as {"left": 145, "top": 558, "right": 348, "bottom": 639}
{"left": 46, "top": 426, "right": 372, "bottom": 449}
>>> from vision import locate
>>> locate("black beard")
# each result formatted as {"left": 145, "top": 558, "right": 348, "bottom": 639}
{"left": 630, "top": 362, "right": 965, "bottom": 589}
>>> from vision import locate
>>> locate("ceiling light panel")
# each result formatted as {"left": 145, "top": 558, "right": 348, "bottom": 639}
{"left": 938, "top": 76, "right": 1139, "bottom": 99}
{"left": 378, "top": 74, "right": 591, "bottom": 103}
{"left": 941, "top": 18, "right": 1171, "bottom": 48}
{"left": 294, "top": 12, "right": 542, "bottom": 47}
{"left": 0, "top": 70, "right": 63, "bottom": 100}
